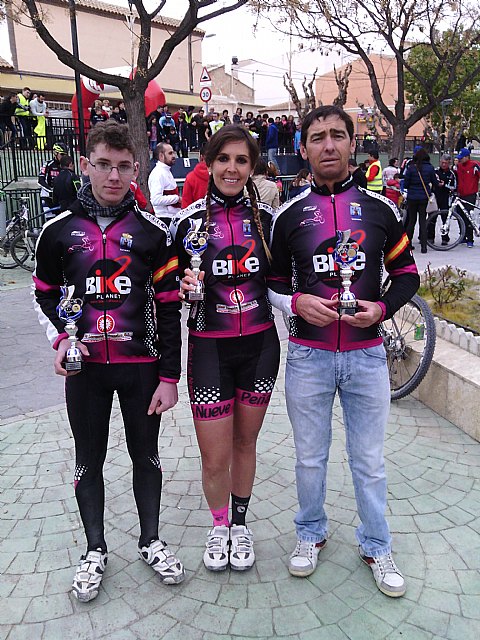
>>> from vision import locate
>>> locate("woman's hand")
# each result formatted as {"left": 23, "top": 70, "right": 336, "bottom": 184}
{"left": 178, "top": 267, "right": 205, "bottom": 301}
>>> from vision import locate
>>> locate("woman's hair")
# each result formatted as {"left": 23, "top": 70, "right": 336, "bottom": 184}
{"left": 388, "top": 157, "right": 398, "bottom": 167}
{"left": 203, "top": 125, "right": 270, "bottom": 261}
{"left": 267, "top": 161, "right": 279, "bottom": 179}
{"left": 292, "top": 168, "right": 311, "bottom": 186}
{"left": 414, "top": 147, "right": 430, "bottom": 169}
{"left": 253, "top": 158, "right": 268, "bottom": 176}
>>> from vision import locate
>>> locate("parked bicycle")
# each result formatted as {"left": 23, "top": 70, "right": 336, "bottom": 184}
{"left": 426, "top": 196, "right": 480, "bottom": 251}
{"left": 10, "top": 206, "right": 59, "bottom": 272}
{"left": 0, "top": 197, "right": 30, "bottom": 269}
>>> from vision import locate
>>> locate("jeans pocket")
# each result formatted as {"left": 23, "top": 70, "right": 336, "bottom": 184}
{"left": 287, "top": 342, "right": 313, "bottom": 361}
{"left": 360, "top": 344, "right": 387, "bottom": 365}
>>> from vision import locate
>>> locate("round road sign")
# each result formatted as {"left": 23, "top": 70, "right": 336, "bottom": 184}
{"left": 200, "top": 86, "right": 212, "bottom": 103}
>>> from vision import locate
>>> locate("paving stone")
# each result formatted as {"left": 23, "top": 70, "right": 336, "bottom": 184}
{"left": 419, "top": 587, "right": 461, "bottom": 614}
{"left": 161, "top": 623, "right": 204, "bottom": 640}
{"left": 307, "top": 592, "right": 352, "bottom": 625}
{"left": 230, "top": 609, "right": 274, "bottom": 637}
{"left": 447, "top": 614, "right": 480, "bottom": 640}
{"left": 300, "top": 627, "right": 349, "bottom": 640}
{"left": 24, "top": 592, "right": 73, "bottom": 623}
{"left": 43, "top": 612, "right": 94, "bottom": 640}
{"left": 338, "top": 608, "right": 394, "bottom": 639}
{"left": 457, "top": 569, "right": 480, "bottom": 594}
{"left": 406, "top": 604, "right": 450, "bottom": 636}
{"left": 7, "top": 623, "right": 45, "bottom": 640}
{"left": 130, "top": 612, "right": 176, "bottom": 638}
{"left": 460, "top": 594, "right": 480, "bottom": 619}
{"left": 272, "top": 604, "right": 321, "bottom": 636}
{"left": 193, "top": 603, "right": 235, "bottom": 633}
{"left": 0, "top": 597, "right": 31, "bottom": 624}
{"left": 89, "top": 598, "right": 138, "bottom": 635}
{"left": 11, "top": 573, "right": 47, "bottom": 598}
{"left": 386, "top": 623, "right": 433, "bottom": 639}
{"left": 247, "top": 582, "right": 280, "bottom": 608}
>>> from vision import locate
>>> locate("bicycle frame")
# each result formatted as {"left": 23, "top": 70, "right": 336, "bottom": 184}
{"left": 449, "top": 197, "right": 480, "bottom": 237}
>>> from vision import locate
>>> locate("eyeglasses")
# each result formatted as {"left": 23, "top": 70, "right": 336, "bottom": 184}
{"left": 88, "top": 159, "right": 135, "bottom": 175}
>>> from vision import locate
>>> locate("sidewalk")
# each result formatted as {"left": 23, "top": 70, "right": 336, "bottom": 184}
{"left": 1, "top": 263, "right": 480, "bottom": 639}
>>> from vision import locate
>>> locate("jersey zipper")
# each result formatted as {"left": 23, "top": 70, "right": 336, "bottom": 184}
{"left": 225, "top": 207, "right": 243, "bottom": 336}
{"left": 102, "top": 231, "right": 110, "bottom": 364}
{"left": 331, "top": 193, "right": 342, "bottom": 352}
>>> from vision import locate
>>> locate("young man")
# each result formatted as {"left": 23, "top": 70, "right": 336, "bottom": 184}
{"left": 268, "top": 105, "right": 419, "bottom": 598}
{"left": 33, "top": 120, "right": 184, "bottom": 603}
{"left": 365, "top": 150, "right": 383, "bottom": 191}
{"left": 148, "top": 142, "right": 181, "bottom": 220}
{"left": 15, "top": 86, "right": 33, "bottom": 148}
{"left": 38, "top": 141, "right": 68, "bottom": 213}
{"left": 454, "top": 147, "right": 480, "bottom": 247}
{"left": 52, "top": 154, "right": 81, "bottom": 213}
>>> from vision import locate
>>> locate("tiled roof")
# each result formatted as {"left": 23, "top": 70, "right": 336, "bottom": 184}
{"left": 0, "top": 56, "right": 13, "bottom": 69}
{"left": 59, "top": 1, "right": 204, "bottom": 33}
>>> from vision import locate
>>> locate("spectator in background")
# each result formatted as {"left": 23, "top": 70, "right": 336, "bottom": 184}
{"left": 266, "top": 118, "right": 280, "bottom": 170}
{"left": 148, "top": 142, "right": 181, "bottom": 220}
{"left": 365, "top": 150, "right": 383, "bottom": 192}
{"left": 177, "top": 115, "right": 189, "bottom": 158}
{"left": 52, "top": 154, "right": 81, "bottom": 214}
{"left": 221, "top": 109, "right": 231, "bottom": 125}
{"left": 130, "top": 177, "right": 148, "bottom": 210}
{"left": 251, "top": 158, "right": 280, "bottom": 208}
{"left": 294, "top": 122, "right": 306, "bottom": 170}
{"left": 117, "top": 101, "right": 128, "bottom": 123}
{"left": 0, "top": 93, "right": 18, "bottom": 143}
{"left": 159, "top": 112, "right": 176, "bottom": 139}
{"left": 382, "top": 158, "right": 399, "bottom": 188}
{"left": 30, "top": 92, "right": 49, "bottom": 149}
{"left": 209, "top": 112, "right": 224, "bottom": 135}
{"left": 181, "top": 144, "right": 209, "bottom": 208}
{"left": 147, "top": 116, "right": 161, "bottom": 154}
{"left": 403, "top": 147, "right": 438, "bottom": 252}
{"left": 385, "top": 173, "right": 402, "bottom": 207}
{"left": 454, "top": 147, "right": 480, "bottom": 248}
{"left": 101, "top": 99, "right": 111, "bottom": 117}
{"left": 90, "top": 105, "right": 108, "bottom": 127}
{"left": 15, "top": 87, "right": 33, "bottom": 149}
{"left": 285, "top": 115, "right": 296, "bottom": 153}
{"left": 288, "top": 169, "right": 312, "bottom": 199}
{"left": 233, "top": 107, "right": 243, "bottom": 125}
{"left": 348, "top": 159, "right": 367, "bottom": 189}
{"left": 185, "top": 106, "right": 196, "bottom": 150}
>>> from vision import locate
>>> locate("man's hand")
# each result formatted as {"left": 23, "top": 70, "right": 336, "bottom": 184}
{"left": 295, "top": 293, "right": 339, "bottom": 327}
{"left": 340, "top": 299, "right": 383, "bottom": 328}
{"left": 147, "top": 381, "right": 178, "bottom": 415}
{"left": 54, "top": 338, "right": 89, "bottom": 377}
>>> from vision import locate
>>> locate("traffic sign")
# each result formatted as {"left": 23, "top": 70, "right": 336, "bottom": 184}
{"left": 199, "top": 67, "right": 212, "bottom": 84}
{"left": 200, "top": 86, "right": 212, "bottom": 103}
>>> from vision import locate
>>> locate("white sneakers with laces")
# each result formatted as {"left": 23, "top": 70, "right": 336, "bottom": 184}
{"left": 230, "top": 524, "right": 255, "bottom": 571}
{"left": 138, "top": 539, "right": 185, "bottom": 584}
{"left": 359, "top": 547, "right": 406, "bottom": 597}
{"left": 288, "top": 539, "right": 327, "bottom": 577}
{"left": 72, "top": 549, "right": 108, "bottom": 602}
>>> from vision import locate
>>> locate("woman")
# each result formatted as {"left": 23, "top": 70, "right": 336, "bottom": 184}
{"left": 403, "top": 148, "right": 438, "bottom": 253}
{"left": 171, "top": 125, "right": 280, "bottom": 572}
{"left": 288, "top": 168, "right": 312, "bottom": 199}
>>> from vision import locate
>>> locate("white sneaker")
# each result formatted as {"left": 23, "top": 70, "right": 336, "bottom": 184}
{"left": 72, "top": 549, "right": 107, "bottom": 602}
{"left": 288, "top": 539, "right": 326, "bottom": 577}
{"left": 230, "top": 525, "right": 255, "bottom": 571}
{"left": 359, "top": 548, "right": 406, "bottom": 597}
{"left": 203, "top": 525, "right": 230, "bottom": 571}
{"left": 139, "top": 539, "right": 185, "bottom": 584}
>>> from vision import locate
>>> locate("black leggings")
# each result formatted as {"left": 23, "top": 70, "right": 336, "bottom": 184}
{"left": 66, "top": 362, "right": 163, "bottom": 552}
{"left": 405, "top": 200, "right": 428, "bottom": 249}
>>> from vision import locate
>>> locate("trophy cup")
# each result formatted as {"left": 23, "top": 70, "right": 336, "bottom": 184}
{"left": 333, "top": 230, "right": 359, "bottom": 316}
{"left": 56, "top": 285, "right": 84, "bottom": 371}
{"left": 183, "top": 219, "right": 209, "bottom": 301}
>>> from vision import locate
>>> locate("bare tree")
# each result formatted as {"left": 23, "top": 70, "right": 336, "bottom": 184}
{"left": 10, "top": 0, "right": 249, "bottom": 191}
{"left": 333, "top": 63, "right": 352, "bottom": 108}
{"left": 250, "top": 0, "right": 480, "bottom": 159}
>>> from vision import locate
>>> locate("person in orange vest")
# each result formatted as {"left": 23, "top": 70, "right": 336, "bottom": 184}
{"left": 365, "top": 150, "right": 383, "bottom": 192}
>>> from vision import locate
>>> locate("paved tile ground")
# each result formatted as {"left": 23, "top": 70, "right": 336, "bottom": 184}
{"left": 1, "top": 246, "right": 480, "bottom": 639}
{"left": 1, "top": 344, "right": 480, "bottom": 639}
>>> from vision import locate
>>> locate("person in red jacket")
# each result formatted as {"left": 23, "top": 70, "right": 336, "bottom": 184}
{"left": 455, "top": 148, "right": 480, "bottom": 247}
{"left": 181, "top": 145, "right": 210, "bottom": 207}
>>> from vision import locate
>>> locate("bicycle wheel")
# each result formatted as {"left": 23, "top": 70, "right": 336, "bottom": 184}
{"left": 0, "top": 232, "right": 19, "bottom": 268}
{"left": 382, "top": 294, "right": 436, "bottom": 400}
{"left": 426, "top": 209, "right": 465, "bottom": 250}
{"left": 11, "top": 233, "right": 35, "bottom": 272}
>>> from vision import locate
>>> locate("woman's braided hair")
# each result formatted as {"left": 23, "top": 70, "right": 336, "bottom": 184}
{"left": 203, "top": 124, "right": 271, "bottom": 261}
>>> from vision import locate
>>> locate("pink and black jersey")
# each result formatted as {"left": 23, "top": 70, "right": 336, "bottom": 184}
{"left": 268, "top": 176, "right": 419, "bottom": 352}
{"left": 171, "top": 186, "right": 274, "bottom": 338}
{"left": 33, "top": 201, "right": 181, "bottom": 381}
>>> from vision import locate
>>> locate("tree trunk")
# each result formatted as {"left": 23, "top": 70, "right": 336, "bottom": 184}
{"left": 122, "top": 88, "right": 151, "bottom": 201}
{"left": 391, "top": 123, "right": 409, "bottom": 162}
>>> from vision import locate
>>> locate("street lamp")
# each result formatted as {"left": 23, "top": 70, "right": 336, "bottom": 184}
{"left": 440, "top": 98, "right": 453, "bottom": 153}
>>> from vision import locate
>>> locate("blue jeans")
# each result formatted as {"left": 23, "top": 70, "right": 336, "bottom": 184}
{"left": 267, "top": 147, "right": 279, "bottom": 170}
{"left": 285, "top": 342, "right": 392, "bottom": 557}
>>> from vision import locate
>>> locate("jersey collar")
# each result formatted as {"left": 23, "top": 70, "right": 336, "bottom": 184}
{"left": 211, "top": 183, "right": 246, "bottom": 208}
{"left": 311, "top": 174, "right": 354, "bottom": 195}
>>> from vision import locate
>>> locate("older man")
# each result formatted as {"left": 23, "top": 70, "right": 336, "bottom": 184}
{"left": 148, "top": 142, "right": 182, "bottom": 220}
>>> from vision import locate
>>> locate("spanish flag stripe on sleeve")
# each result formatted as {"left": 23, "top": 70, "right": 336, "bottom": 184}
{"left": 153, "top": 257, "right": 178, "bottom": 283}
{"left": 384, "top": 234, "right": 409, "bottom": 266}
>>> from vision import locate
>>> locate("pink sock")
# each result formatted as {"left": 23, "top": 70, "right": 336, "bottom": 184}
{"left": 211, "top": 504, "right": 229, "bottom": 527}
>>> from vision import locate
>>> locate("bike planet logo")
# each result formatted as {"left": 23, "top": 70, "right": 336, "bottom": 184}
{"left": 85, "top": 256, "right": 132, "bottom": 309}
{"left": 309, "top": 231, "right": 366, "bottom": 289}
{"left": 210, "top": 241, "right": 260, "bottom": 284}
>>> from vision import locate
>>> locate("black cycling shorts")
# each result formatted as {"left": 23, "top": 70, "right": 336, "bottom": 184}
{"left": 187, "top": 326, "right": 280, "bottom": 422}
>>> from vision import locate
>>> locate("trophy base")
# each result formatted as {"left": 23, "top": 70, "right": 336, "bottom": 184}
{"left": 64, "top": 360, "right": 83, "bottom": 372}
{"left": 338, "top": 305, "right": 358, "bottom": 316}
{"left": 188, "top": 292, "right": 205, "bottom": 302}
